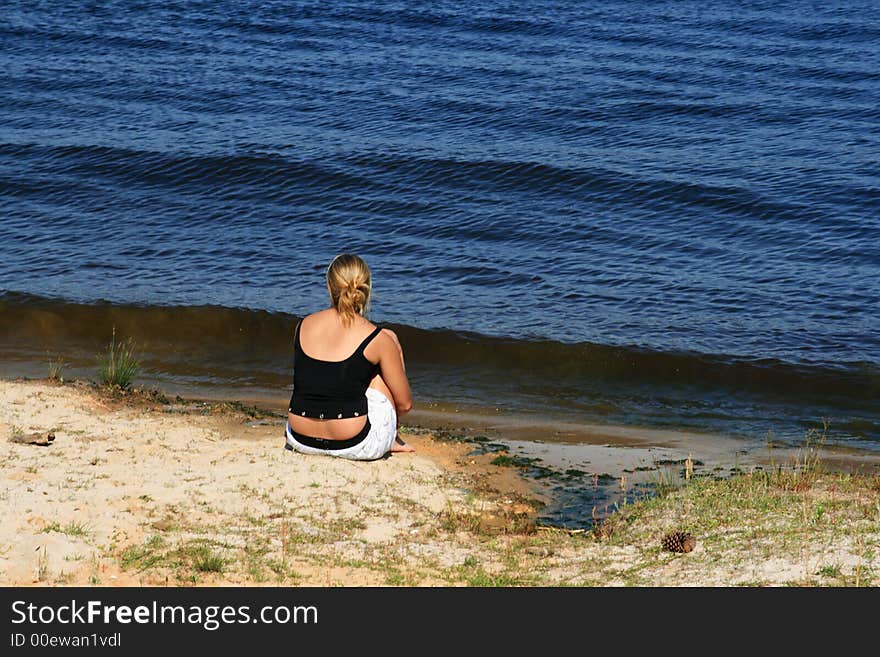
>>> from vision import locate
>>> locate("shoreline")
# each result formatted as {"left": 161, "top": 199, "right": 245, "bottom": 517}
{"left": 2, "top": 290, "right": 878, "bottom": 452}
{"left": 10, "top": 367, "right": 875, "bottom": 531}
{"left": 2, "top": 377, "right": 879, "bottom": 587}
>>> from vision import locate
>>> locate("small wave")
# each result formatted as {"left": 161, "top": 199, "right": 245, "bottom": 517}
{"left": 0, "top": 142, "right": 377, "bottom": 199}
{"left": 1, "top": 292, "right": 876, "bottom": 406}
{"left": 2, "top": 140, "right": 832, "bottom": 227}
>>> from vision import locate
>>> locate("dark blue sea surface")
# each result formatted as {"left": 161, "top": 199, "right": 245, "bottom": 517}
{"left": 1, "top": 1, "right": 878, "bottom": 447}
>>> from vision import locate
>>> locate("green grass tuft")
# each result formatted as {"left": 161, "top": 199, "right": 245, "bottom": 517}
{"left": 98, "top": 327, "right": 140, "bottom": 390}
{"left": 42, "top": 521, "right": 90, "bottom": 538}
{"left": 47, "top": 353, "right": 66, "bottom": 382}
{"left": 192, "top": 549, "right": 226, "bottom": 573}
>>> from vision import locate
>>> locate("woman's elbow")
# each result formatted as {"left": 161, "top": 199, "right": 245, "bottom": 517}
{"left": 396, "top": 399, "right": 412, "bottom": 415}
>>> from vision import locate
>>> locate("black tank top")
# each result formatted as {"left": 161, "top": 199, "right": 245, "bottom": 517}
{"left": 288, "top": 322, "right": 382, "bottom": 420}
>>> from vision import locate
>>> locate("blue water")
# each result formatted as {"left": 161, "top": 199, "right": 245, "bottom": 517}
{"left": 1, "top": 0, "right": 878, "bottom": 446}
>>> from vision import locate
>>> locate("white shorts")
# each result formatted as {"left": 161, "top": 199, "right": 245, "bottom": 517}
{"left": 285, "top": 388, "right": 397, "bottom": 461}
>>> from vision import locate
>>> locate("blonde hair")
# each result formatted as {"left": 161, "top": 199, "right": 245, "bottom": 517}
{"left": 326, "top": 253, "right": 372, "bottom": 326}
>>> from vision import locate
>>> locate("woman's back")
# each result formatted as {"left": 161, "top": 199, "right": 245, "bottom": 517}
{"left": 297, "top": 308, "right": 379, "bottom": 362}
{"left": 285, "top": 254, "right": 413, "bottom": 457}
{"left": 289, "top": 310, "right": 378, "bottom": 439}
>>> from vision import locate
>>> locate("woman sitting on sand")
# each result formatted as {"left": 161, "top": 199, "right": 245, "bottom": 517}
{"left": 285, "top": 253, "right": 414, "bottom": 460}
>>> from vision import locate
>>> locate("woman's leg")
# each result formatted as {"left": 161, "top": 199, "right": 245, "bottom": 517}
{"left": 368, "top": 373, "right": 414, "bottom": 453}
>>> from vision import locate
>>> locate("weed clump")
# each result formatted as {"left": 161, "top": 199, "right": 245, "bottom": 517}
{"left": 47, "top": 353, "right": 66, "bottom": 382}
{"left": 98, "top": 327, "right": 140, "bottom": 390}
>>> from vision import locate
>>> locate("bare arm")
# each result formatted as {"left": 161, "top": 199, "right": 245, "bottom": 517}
{"left": 376, "top": 329, "right": 412, "bottom": 415}
{"left": 382, "top": 328, "right": 406, "bottom": 372}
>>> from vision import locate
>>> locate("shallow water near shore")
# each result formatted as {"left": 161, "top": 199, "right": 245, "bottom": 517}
{"left": 2, "top": 292, "right": 878, "bottom": 452}
{"left": 407, "top": 406, "right": 880, "bottom": 527}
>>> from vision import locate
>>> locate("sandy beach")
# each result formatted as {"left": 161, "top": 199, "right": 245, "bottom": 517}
{"left": 2, "top": 378, "right": 878, "bottom": 587}
{"left": 0, "top": 378, "right": 540, "bottom": 586}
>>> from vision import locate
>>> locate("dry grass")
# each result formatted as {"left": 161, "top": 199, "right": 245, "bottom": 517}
{"left": 108, "top": 445, "right": 878, "bottom": 587}
{"left": 5, "top": 377, "right": 876, "bottom": 587}
{"left": 590, "top": 430, "right": 880, "bottom": 586}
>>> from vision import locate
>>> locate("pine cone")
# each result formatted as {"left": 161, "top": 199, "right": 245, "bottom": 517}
{"left": 594, "top": 519, "right": 613, "bottom": 540}
{"left": 661, "top": 531, "right": 695, "bottom": 553}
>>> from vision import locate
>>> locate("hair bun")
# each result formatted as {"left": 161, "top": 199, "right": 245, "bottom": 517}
{"left": 326, "top": 253, "right": 372, "bottom": 326}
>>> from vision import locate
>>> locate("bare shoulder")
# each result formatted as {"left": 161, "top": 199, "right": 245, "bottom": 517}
{"left": 309, "top": 309, "right": 336, "bottom": 322}
{"left": 356, "top": 316, "right": 379, "bottom": 336}
{"left": 380, "top": 328, "right": 402, "bottom": 347}
{"left": 300, "top": 309, "right": 326, "bottom": 328}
